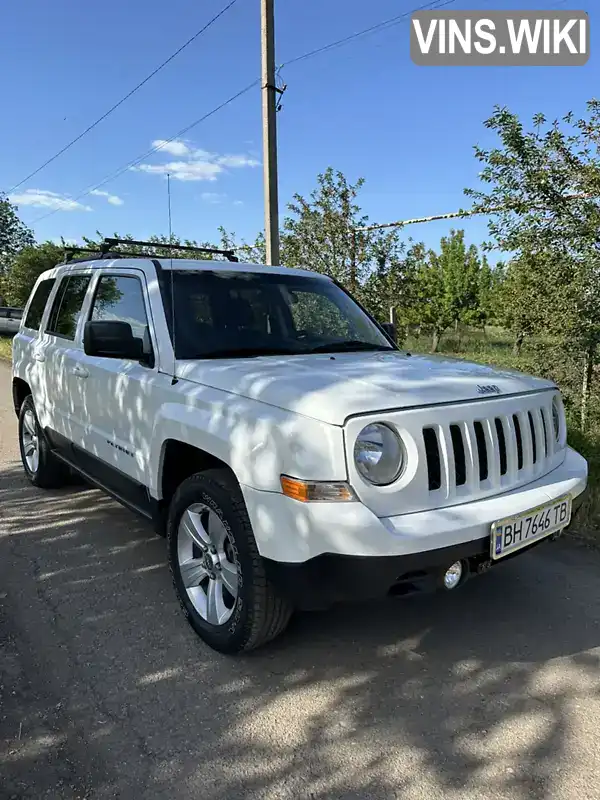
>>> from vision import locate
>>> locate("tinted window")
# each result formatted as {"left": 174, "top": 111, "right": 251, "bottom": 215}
{"left": 90, "top": 275, "right": 151, "bottom": 354}
{"left": 46, "top": 275, "right": 91, "bottom": 340}
{"left": 289, "top": 290, "right": 352, "bottom": 338}
{"left": 24, "top": 279, "right": 55, "bottom": 331}
{"left": 168, "top": 270, "right": 393, "bottom": 359}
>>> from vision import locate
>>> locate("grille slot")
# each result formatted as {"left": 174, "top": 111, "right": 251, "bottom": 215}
{"left": 423, "top": 427, "right": 441, "bottom": 491}
{"left": 540, "top": 408, "right": 549, "bottom": 457}
{"left": 450, "top": 425, "right": 466, "bottom": 486}
{"left": 473, "top": 421, "right": 488, "bottom": 482}
{"left": 513, "top": 414, "right": 524, "bottom": 470}
{"left": 528, "top": 411, "right": 537, "bottom": 464}
{"left": 495, "top": 418, "right": 507, "bottom": 476}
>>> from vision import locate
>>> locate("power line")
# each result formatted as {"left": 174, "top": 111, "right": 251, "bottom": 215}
{"left": 29, "top": 0, "right": 456, "bottom": 227}
{"left": 355, "top": 194, "right": 598, "bottom": 232}
{"left": 6, "top": 0, "right": 240, "bottom": 194}
{"left": 29, "top": 80, "right": 260, "bottom": 225}
{"left": 281, "top": 0, "right": 455, "bottom": 68}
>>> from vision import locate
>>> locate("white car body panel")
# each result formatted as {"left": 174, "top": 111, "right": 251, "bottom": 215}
{"left": 174, "top": 351, "right": 555, "bottom": 427}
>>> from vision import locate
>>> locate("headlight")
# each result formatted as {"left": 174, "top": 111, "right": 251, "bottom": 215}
{"left": 354, "top": 423, "right": 404, "bottom": 485}
{"left": 552, "top": 396, "right": 561, "bottom": 441}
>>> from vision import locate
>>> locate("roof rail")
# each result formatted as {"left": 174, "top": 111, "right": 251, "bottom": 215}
{"left": 101, "top": 238, "right": 239, "bottom": 262}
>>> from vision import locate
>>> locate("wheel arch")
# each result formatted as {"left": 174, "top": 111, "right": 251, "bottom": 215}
{"left": 12, "top": 377, "right": 31, "bottom": 417}
{"left": 158, "top": 438, "right": 241, "bottom": 506}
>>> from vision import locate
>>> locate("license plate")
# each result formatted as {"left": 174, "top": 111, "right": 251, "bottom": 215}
{"left": 491, "top": 494, "right": 572, "bottom": 560}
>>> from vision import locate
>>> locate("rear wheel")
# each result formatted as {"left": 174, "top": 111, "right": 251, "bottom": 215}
{"left": 18, "top": 395, "right": 68, "bottom": 488}
{"left": 167, "top": 470, "right": 292, "bottom": 654}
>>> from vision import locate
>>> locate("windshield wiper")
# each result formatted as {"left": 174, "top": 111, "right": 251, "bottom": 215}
{"left": 307, "top": 340, "right": 394, "bottom": 354}
{"left": 194, "top": 346, "right": 299, "bottom": 359}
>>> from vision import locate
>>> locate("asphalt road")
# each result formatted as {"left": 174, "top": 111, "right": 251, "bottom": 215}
{"left": 1, "top": 361, "right": 600, "bottom": 800}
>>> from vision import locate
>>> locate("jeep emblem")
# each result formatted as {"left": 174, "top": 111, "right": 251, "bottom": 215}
{"left": 476, "top": 384, "right": 501, "bottom": 395}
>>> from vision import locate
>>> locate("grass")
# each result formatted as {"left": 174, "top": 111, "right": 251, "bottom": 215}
{"left": 0, "top": 334, "right": 13, "bottom": 362}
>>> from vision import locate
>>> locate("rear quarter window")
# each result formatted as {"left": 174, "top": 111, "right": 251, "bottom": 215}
{"left": 46, "top": 275, "right": 92, "bottom": 340}
{"left": 23, "top": 279, "right": 56, "bottom": 331}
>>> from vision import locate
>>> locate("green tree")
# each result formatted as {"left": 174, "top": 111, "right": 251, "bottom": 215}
{"left": 218, "top": 227, "right": 266, "bottom": 264}
{"left": 410, "top": 249, "right": 453, "bottom": 352}
{"left": 477, "top": 256, "right": 504, "bottom": 330}
{"left": 403, "top": 230, "right": 485, "bottom": 351}
{"left": 500, "top": 251, "right": 575, "bottom": 355}
{"left": 0, "top": 194, "right": 34, "bottom": 302}
{"left": 361, "top": 237, "right": 424, "bottom": 342}
{"left": 281, "top": 168, "right": 371, "bottom": 291}
{"left": 465, "top": 101, "right": 600, "bottom": 427}
{"left": 2, "top": 241, "right": 62, "bottom": 307}
{"left": 438, "top": 229, "right": 482, "bottom": 330}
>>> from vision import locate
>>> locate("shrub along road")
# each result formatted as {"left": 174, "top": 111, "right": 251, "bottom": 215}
{"left": 1, "top": 361, "right": 600, "bottom": 800}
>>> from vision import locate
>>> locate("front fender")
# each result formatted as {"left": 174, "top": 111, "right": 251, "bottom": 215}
{"left": 149, "top": 395, "right": 347, "bottom": 498}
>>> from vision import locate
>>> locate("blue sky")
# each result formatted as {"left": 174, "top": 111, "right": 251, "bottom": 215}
{"left": 1, "top": 0, "right": 596, "bottom": 261}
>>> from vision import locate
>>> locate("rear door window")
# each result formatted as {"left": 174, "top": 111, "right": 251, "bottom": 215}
{"left": 23, "top": 279, "right": 56, "bottom": 331}
{"left": 46, "top": 275, "right": 91, "bottom": 340}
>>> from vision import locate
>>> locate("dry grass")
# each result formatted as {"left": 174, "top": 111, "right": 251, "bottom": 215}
{"left": 0, "top": 335, "right": 13, "bottom": 362}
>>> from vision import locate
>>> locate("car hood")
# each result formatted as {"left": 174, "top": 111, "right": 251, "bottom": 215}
{"left": 175, "top": 350, "right": 555, "bottom": 426}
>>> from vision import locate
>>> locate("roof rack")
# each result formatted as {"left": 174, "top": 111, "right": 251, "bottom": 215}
{"left": 101, "top": 238, "right": 239, "bottom": 262}
{"left": 62, "top": 247, "right": 117, "bottom": 264}
{"left": 61, "top": 238, "right": 239, "bottom": 265}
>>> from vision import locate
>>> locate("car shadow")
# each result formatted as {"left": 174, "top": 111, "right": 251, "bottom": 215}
{"left": 1, "top": 461, "right": 600, "bottom": 799}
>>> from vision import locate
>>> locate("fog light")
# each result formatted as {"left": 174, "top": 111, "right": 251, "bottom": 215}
{"left": 443, "top": 561, "right": 463, "bottom": 590}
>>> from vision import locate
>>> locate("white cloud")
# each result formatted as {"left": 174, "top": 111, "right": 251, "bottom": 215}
{"left": 136, "top": 160, "right": 222, "bottom": 182}
{"left": 90, "top": 189, "right": 124, "bottom": 206}
{"left": 201, "top": 192, "right": 226, "bottom": 204}
{"left": 216, "top": 154, "right": 260, "bottom": 168}
{"left": 233, "top": 200, "right": 244, "bottom": 206}
{"left": 193, "top": 148, "right": 216, "bottom": 161}
{"left": 151, "top": 139, "right": 192, "bottom": 157}
{"left": 9, "top": 189, "right": 92, "bottom": 212}
{"left": 134, "top": 140, "right": 261, "bottom": 183}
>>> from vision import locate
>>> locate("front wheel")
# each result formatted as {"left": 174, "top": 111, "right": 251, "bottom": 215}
{"left": 18, "top": 395, "right": 68, "bottom": 488}
{"left": 167, "top": 470, "right": 292, "bottom": 654}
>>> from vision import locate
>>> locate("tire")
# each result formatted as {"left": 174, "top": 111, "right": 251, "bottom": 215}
{"left": 18, "top": 395, "right": 68, "bottom": 489}
{"left": 167, "top": 470, "right": 292, "bottom": 654}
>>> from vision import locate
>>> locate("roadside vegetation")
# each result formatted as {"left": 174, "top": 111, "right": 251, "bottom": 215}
{"left": 0, "top": 335, "right": 12, "bottom": 361}
{"left": 1, "top": 99, "right": 599, "bottom": 537}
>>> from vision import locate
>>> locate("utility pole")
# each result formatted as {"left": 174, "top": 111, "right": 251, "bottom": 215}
{"left": 261, "top": 0, "right": 280, "bottom": 265}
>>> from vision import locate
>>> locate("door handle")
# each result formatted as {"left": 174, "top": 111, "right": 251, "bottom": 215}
{"left": 33, "top": 352, "right": 45, "bottom": 363}
{"left": 70, "top": 364, "right": 89, "bottom": 379}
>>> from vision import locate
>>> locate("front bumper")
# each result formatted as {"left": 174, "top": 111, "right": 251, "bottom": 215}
{"left": 264, "top": 486, "right": 588, "bottom": 610}
{"left": 241, "top": 446, "right": 588, "bottom": 564}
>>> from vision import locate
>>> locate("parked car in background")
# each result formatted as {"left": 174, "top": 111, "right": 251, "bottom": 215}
{"left": 0, "top": 307, "right": 23, "bottom": 335}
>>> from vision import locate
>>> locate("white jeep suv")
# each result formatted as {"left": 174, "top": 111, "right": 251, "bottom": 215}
{"left": 11, "top": 241, "right": 588, "bottom": 653}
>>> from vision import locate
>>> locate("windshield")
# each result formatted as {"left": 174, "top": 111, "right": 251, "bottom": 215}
{"left": 164, "top": 270, "right": 394, "bottom": 359}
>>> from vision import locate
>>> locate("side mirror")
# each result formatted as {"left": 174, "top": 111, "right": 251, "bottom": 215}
{"left": 381, "top": 321, "right": 396, "bottom": 343}
{"left": 84, "top": 320, "right": 144, "bottom": 360}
